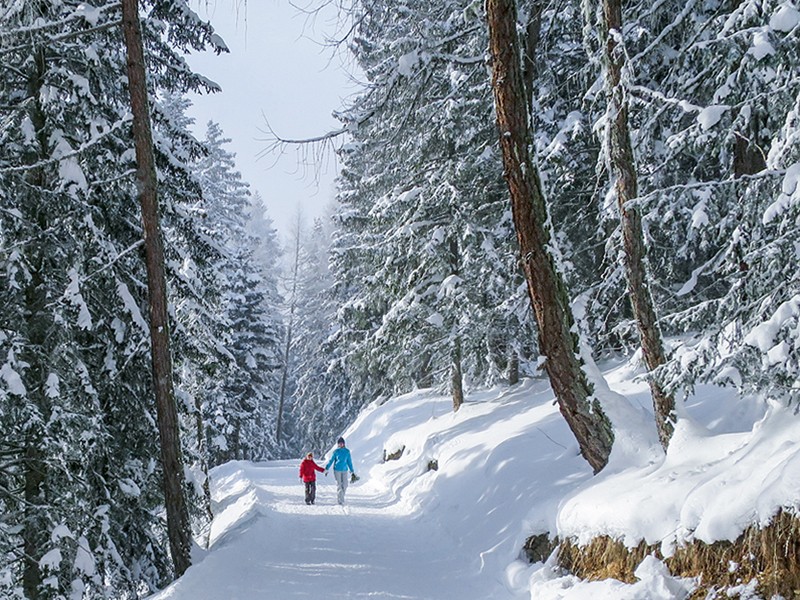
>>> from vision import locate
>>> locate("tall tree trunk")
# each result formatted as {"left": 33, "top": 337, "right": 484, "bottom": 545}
{"left": 21, "top": 40, "right": 50, "bottom": 600}
{"left": 121, "top": 0, "right": 191, "bottom": 577}
{"left": 521, "top": 2, "right": 544, "bottom": 113}
{"left": 416, "top": 350, "right": 434, "bottom": 389}
{"left": 193, "top": 394, "right": 213, "bottom": 548}
{"left": 730, "top": 111, "right": 765, "bottom": 305}
{"left": 508, "top": 350, "right": 520, "bottom": 386}
{"left": 486, "top": 0, "right": 614, "bottom": 473}
{"left": 601, "top": 0, "right": 675, "bottom": 449}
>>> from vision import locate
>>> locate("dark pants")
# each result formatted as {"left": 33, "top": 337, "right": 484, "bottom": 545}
{"left": 304, "top": 481, "right": 317, "bottom": 505}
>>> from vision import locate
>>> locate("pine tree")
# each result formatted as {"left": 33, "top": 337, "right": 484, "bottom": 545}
{"left": 195, "top": 122, "right": 284, "bottom": 465}
{"left": 326, "top": 0, "right": 536, "bottom": 420}
{"left": 0, "top": 0, "right": 226, "bottom": 595}
{"left": 587, "top": 0, "right": 800, "bottom": 404}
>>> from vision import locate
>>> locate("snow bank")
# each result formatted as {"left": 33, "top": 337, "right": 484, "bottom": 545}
{"left": 341, "top": 379, "right": 594, "bottom": 580}
{"left": 337, "top": 357, "right": 786, "bottom": 598}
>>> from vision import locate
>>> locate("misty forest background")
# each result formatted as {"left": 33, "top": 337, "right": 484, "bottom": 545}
{"left": 1, "top": 0, "right": 799, "bottom": 598}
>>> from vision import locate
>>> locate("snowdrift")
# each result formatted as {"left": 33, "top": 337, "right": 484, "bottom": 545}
{"left": 338, "top": 357, "right": 795, "bottom": 598}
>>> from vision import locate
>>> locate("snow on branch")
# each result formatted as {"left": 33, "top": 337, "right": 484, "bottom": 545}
{"left": 635, "top": 169, "right": 786, "bottom": 206}
{"left": 629, "top": 0, "right": 697, "bottom": 64}
{"left": 0, "top": 3, "right": 122, "bottom": 57}
{"left": 0, "top": 116, "right": 131, "bottom": 175}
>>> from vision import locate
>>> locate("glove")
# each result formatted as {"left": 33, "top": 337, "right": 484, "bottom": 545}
{"left": 350, "top": 473, "right": 360, "bottom": 483}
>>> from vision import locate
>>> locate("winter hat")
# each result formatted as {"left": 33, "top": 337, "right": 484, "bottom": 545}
{"left": 337, "top": 437, "right": 345, "bottom": 445}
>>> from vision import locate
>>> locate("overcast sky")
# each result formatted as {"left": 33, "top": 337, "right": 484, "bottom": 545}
{"left": 186, "top": 0, "right": 355, "bottom": 235}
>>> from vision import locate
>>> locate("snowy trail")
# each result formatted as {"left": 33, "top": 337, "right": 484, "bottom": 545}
{"left": 145, "top": 374, "right": 785, "bottom": 600}
{"left": 150, "top": 460, "right": 521, "bottom": 600}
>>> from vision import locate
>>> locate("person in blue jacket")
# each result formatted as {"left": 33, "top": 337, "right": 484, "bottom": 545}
{"left": 325, "top": 437, "right": 355, "bottom": 505}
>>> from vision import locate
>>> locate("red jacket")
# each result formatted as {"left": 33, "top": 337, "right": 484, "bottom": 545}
{"left": 299, "top": 458, "right": 324, "bottom": 482}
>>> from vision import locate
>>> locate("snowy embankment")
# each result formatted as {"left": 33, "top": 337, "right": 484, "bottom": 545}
{"left": 150, "top": 358, "right": 799, "bottom": 599}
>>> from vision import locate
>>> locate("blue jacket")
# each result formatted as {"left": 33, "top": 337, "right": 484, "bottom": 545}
{"left": 326, "top": 447, "right": 354, "bottom": 472}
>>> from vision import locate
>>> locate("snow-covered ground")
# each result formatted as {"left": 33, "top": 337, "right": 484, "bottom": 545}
{"left": 150, "top": 357, "right": 797, "bottom": 599}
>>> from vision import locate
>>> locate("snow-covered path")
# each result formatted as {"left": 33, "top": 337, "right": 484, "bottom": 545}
{"left": 147, "top": 370, "right": 784, "bottom": 600}
{"left": 150, "top": 460, "right": 522, "bottom": 600}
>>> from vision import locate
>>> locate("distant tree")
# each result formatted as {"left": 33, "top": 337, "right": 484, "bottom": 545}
{"left": 276, "top": 212, "right": 304, "bottom": 443}
{"left": 283, "top": 213, "right": 343, "bottom": 452}
{"left": 195, "top": 122, "right": 284, "bottom": 464}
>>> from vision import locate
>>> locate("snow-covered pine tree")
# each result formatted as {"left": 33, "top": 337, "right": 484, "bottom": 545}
{"left": 328, "top": 0, "right": 536, "bottom": 417}
{"left": 586, "top": 0, "right": 800, "bottom": 403}
{"left": 195, "top": 122, "right": 284, "bottom": 465}
{"left": 0, "top": 0, "right": 226, "bottom": 596}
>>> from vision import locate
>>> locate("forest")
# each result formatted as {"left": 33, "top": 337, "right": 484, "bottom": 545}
{"left": 1, "top": 0, "right": 799, "bottom": 598}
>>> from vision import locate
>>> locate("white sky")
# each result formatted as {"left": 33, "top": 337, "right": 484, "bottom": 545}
{"left": 186, "top": 0, "right": 355, "bottom": 235}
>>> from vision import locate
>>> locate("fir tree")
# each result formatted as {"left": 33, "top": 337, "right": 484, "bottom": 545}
{"left": 0, "top": 0, "right": 227, "bottom": 595}
{"left": 327, "top": 0, "right": 536, "bottom": 419}
{"left": 195, "top": 122, "right": 284, "bottom": 465}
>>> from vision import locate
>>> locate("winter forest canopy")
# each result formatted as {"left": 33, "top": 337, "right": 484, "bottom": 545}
{"left": 1, "top": 0, "right": 799, "bottom": 598}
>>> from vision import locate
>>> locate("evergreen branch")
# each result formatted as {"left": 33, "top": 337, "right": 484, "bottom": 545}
{"left": 628, "top": 0, "right": 697, "bottom": 65}
{"left": 422, "top": 24, "right": 484, "bottom": 52}
{"left": 0, "top": 16, "right": 122, "bottom": 58}
{"left": 111, "top": 336, "right": 150, "bottom": 381}
{"left": 81, "top": 240, "right": 145, "bottom": 284}
{"left": 426, "top": 52, "right": 485, "bottom": 66}
{"left": 0, "top": 2, "right": 120, "bottom": 39}
{"left": 0, "top": 117, "right": 130, "bottom": 175}
{"left": 635, "top": 169, "right": 786, "bottom": 207}
{"left": 0, "top": 206, "right": 24, "bottom": 219}
{"left": 0, "top": 482, "right": 39, "bottom": 508}
{"left": 87, "top": 169, "right": 138, "bottom": 192}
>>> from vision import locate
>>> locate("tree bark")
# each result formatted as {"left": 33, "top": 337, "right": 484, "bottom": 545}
{"left": 193, "top": 393, "right": 213, "bottom": 548}
{"left": 121, "top": 0, "right": 191, "bottom": 577}
{"left": 486, "top": 0, "right": 614, "bottom": 473}
{"left": 601, "top": 0, "right": 675, "bottom": 449}
{"left": 508, "top": 351, "right": 520, "bottom": 386}
{"left": 451, "top": 338, "right": 465, "bottom": 411}
{"left": 521, "top": 2, "right": 544, "bottom": 114}
{"left": 416, "top": 350, "right": 434, "bottom": 389}
{"left": 21, "top": 40, "right": 50, "bottom": 600}
{"left": 449, "top": 237, "right": 465, "bottom": 411}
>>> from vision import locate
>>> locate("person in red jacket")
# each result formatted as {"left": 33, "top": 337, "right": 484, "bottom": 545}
{"left": 299, "top": 452, "right": 325, "bottom": 505}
